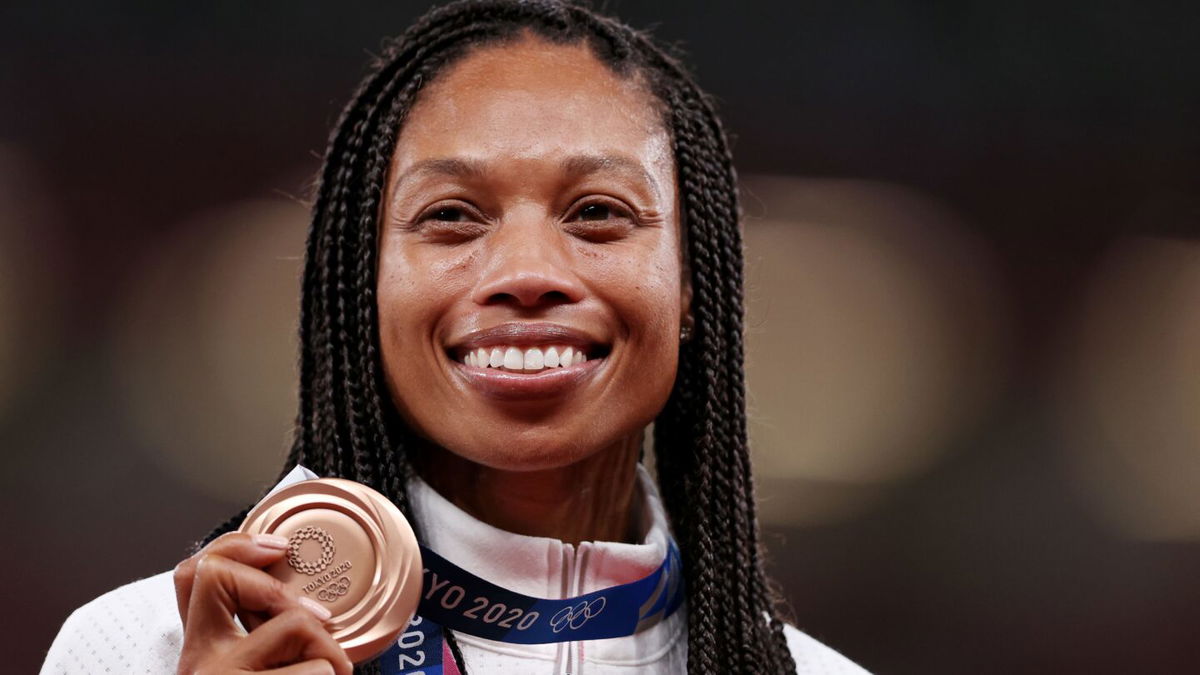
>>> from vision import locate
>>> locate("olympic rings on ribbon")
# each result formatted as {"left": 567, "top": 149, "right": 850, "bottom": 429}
{"left": 549, "top": 596, "right": 607, "bottom": 633}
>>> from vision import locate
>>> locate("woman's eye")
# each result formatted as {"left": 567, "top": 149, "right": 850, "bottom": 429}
{"left": 566, "top": 201, "right": 634, "bottom": 242}
{"left": 412, "top": 203, "right": 487, "bottom": 243}
{"left": 572, "top": 201, "right": 633, "bottom": 222}
{"left": 428, "top": 206, "right": 466, "bottom": 222}
{"left": 577, "top": 203, "right": 612, "bottom": 221}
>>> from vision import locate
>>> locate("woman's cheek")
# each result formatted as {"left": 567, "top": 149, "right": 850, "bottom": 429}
{"left": 383, "top": 245, "right": 477, "bottom": 315}
{"left": 600, "top": 256, "right": 682, "bottom": 360}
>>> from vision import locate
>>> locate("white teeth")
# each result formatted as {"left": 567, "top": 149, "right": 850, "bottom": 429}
{"left": 524, "top": 347, "right": 544, "bottom": 370}
{"left": 503, "top": 347, "right": 523, "bottom": 370}
{"left": 462, "top": 344, "right": 596, "bottom": 372}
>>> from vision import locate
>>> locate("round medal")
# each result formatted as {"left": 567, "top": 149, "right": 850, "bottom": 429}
{"left": 239, "top": 478, "right": 422, "bottom": 664}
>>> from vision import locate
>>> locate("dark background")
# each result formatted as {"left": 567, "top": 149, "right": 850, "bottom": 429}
{"left": 2, "top": 2, "right": 1198, "bottom": 673}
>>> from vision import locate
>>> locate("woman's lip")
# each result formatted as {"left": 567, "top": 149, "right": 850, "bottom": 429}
{"left": 449, "top": 322, "right": 604, "bottom": 353}
{"left": 453, "top": 357, "right": 603, "bottom": 400}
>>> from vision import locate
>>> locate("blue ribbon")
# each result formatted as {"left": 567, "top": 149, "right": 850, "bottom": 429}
{"left": 380, "top": 614, "right": 446, "bottom": 675}
{"left": 380, "top": 540, "right": 683, "bottom": 674}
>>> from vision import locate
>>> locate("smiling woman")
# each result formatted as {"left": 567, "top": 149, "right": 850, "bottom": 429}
{"left": 378, "top": 39, "right": 686, "bottom": 536}
{"left": 42, "top": 1, "right": 867, "bottom": 674}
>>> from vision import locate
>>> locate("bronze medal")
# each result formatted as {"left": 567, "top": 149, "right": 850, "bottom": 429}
{"left": 239, "top": 478, "right": 422, "bottom": 663}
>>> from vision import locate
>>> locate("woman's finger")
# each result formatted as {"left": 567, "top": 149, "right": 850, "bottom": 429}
{"left": 174, "top": 531, "right": 290, "bottom": 626}
{"left": 185, "top": 553, "right": 315, "bottom": 638}
{"left": 231, "top": 607, "right": 353, "bottom": 675}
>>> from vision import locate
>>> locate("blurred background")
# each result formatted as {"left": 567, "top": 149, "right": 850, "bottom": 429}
{"left": 2, "top": 1, "right": 1197, "bottom": 672}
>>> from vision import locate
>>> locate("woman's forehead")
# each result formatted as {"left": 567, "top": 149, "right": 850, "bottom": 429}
{"left": 390, "top": 35, "right": 673, "bottom": 184}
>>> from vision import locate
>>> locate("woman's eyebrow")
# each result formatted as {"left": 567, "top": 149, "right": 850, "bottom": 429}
{"left": 561, "top": 154, "right": 661, "bottom": 199}
{"left": 394, "top": 157, "right": 487, "bottom": 187}
{"left": 392, "top": 153, "right": 660, "bottom": 198}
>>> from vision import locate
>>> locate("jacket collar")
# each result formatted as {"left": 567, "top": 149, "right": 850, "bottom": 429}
{"left": 408, "top": 463, "right": 672, "bottom": 601}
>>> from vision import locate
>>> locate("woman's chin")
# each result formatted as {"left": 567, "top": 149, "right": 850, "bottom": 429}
{"left": 452, "top": 441, "right": 598, "bottom": 473}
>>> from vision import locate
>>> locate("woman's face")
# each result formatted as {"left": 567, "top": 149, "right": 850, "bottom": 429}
{"left": 376, "top": 36, "right": 685, "bottom": 472}
{"left": 379, "top": 35, "right": 691, "bottom": 468}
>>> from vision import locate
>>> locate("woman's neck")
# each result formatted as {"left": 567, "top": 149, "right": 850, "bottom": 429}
{"left": 415, "top": 435, "right": 643, "bottom": 546}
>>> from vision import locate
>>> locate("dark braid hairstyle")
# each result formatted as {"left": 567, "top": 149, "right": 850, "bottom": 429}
{"left": 202, "top": 1, "right": 797, "bottom": 672}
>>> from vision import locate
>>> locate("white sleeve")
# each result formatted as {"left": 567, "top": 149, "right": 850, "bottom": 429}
{"left": 784, "top": 623, "right": 872, "bottom": 675}
{"left": 40, "top": 571, "right": 183, "bottom": 675}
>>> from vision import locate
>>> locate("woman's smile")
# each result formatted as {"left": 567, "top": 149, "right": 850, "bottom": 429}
{"left": 446, "top": 321, "right": 610, "bottom": 400}
{"left": 454, "top": 348, "right": 605, "bottom": 400}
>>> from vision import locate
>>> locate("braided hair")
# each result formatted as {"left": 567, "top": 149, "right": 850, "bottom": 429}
{"left": 204, "top": 1, "right": 796, "bottom": 672}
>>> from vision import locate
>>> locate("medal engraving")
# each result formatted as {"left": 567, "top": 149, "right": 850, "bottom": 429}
{"left": 318, "top": 576, "right": 353, "bottom": 602}
{"left": 287, "top": 525, "right": 336, "bottom": 575}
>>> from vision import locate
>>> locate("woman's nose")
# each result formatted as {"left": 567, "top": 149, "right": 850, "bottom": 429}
{"left": 471, "top": 219, "right": 586, "bottom": 309}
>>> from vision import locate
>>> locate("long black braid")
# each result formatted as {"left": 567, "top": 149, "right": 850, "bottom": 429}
{"left": 201, "top": 1, "right": 797, "bottom": 672}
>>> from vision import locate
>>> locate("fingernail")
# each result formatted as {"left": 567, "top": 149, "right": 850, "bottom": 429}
{"left": 254, "top": 533, "right": 290, "bottom": 549}
{"left": 299, "top": 596, "right": 333, "bottom": 621}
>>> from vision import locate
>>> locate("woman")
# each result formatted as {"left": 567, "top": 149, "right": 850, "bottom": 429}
{"left": 43, "top": 1, "right": 868, "bottom": 673}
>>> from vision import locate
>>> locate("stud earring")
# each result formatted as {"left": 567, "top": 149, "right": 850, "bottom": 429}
{"left": 680, "top": 325, "right": 692, "bottom": 343}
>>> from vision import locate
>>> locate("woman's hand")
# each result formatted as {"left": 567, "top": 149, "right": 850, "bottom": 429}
{"left": 173, "top": 532, "right": 354, "bottom": 675}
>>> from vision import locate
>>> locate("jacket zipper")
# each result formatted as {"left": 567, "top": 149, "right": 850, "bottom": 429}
{"left": 555, "top": 543, "right": 574, "bottom": 675}
{"left": 556, "top": 541, "right": 591, "bottom": 675}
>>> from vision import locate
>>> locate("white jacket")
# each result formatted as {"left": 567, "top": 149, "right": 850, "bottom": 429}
{"left": 41, "top": 466, "right": 868, "bottom": 674}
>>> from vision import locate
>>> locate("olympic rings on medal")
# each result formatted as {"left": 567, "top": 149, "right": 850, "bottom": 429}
{"left": 317, "top": 576, "right": 352, "bottom": 603}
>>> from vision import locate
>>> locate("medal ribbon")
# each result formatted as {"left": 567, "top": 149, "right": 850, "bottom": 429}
{"left": 380, "top": 540, "right": 683, "bottom": 675}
